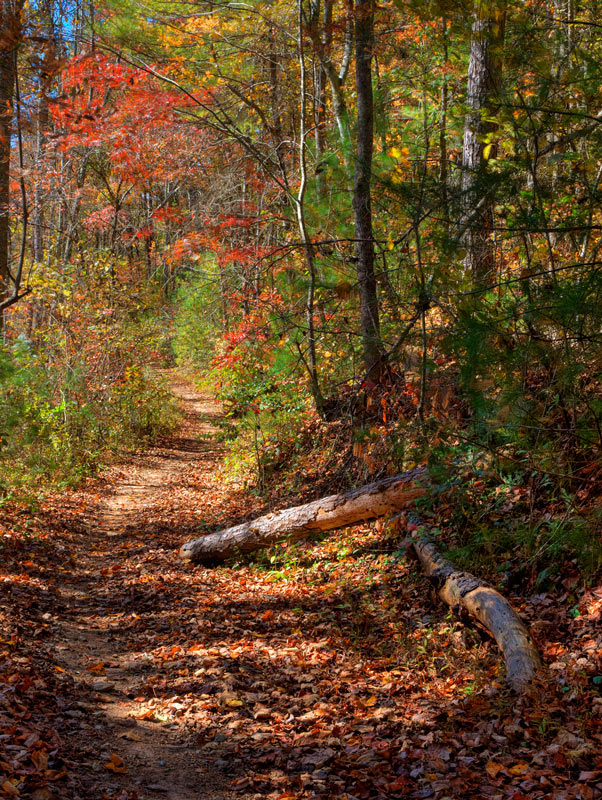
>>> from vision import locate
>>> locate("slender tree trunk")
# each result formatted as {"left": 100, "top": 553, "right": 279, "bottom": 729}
{"left": 312, "top": 0, "right": 329, "bottom": 180}
{"left": 297, "top": 0, "right": 324, "bottom": 414}
{"left": 267, "top": 24, "right": 290, "bottom": 194}
{"left": 63, "top": 154, "right": 90, "bottom": 262}
{"left": 461, "top": 2, "right": 506, "bottom": 283}
{"left": 307, "top": 0, "right": 353, "bottom": 150}
{"left": 439, "top": 17, "right": 449, "bottom": 234}
{"left": 32, "top": 92, "right": 49, "bottom": 264}
{"left": 0, "top": 3, "right": 18, "bottom": 328}
{"left": 353, "top": 0, "right": 383, "bottom": 378}
{"left": 32, "top": 0, "right": 56, "bottom": 266}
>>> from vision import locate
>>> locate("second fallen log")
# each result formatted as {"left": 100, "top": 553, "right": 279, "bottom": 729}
{"left": 179, "top": 467, "right": 428, "bottom": 564}
{"left": 410, "top": 530, "right": 541, "bottom": 692}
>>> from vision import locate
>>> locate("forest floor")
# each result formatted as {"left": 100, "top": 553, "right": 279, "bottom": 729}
{"left": 1, "top": 372, "right": 602, "bottom": 800}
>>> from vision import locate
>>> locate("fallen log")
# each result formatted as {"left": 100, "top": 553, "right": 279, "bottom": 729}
{"left": 409, "top": 528, "right": 541, "bottom": 692}
{"left": 179, "top": 467, "right": 428, "bottom": 564}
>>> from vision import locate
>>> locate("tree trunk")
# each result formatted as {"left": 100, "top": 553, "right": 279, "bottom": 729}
{"left": 461, "top": 2, "right": 506, "bottom": 283}
{"left": 180, "top": 467, "right": 428, "bottom": 564}
{"left": 32, "top": 91, "right": 49, "bottom": 264}
{"left": 353, "top": 0, "right": 383, "bottom": 378}
{"left": 439, "top": 17, "right": 449, "bottom": 234}
{"left": 307, "top": 0, "right": 352, "bottom": 151}
{"left": 0, "top": 4, "right": 18, "bottom": 326}
{"left": 410, "top": 530, "right": 541, "bottom": 692}
{"left": 297, "top": 0, "right": 324, "bottom": 414}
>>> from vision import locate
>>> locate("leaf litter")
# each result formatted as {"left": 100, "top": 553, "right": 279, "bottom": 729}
{"left": 0, "top": 374, "right": 601, "bottom": 800}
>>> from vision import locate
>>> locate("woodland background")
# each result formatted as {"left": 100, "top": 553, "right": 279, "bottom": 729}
{"left": 2, "top": 0, "right": 602, "bottom": 580}
{"left": 1, "top": 1, "right": 602, "bottom": 798}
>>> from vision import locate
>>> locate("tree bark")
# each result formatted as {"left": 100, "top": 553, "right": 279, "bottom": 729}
{"left": 410, "top": 530, "right": 540, "bottom": 692}
{"left": 180, "top": 467, "right": 428, "bottom": 564}
{"left": 0, "top": 3, "right": 19, "bottom": 326}
{"left": 353, "top": 0, "right": 383, "bottom": 378}
{"left": 460, "top": 2, "right": 506, "bottom": 283}
{"left": 297, "top": 0, "right": 324, "bottom": 414}
{"left": 32, "top": 91, "right": 49, "bottom": 264}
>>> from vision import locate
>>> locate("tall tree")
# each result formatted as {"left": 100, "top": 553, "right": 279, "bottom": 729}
{"left": 460, "top": 0, "right": 506, "bottom": 282}
{"left": 31, "top": 0, "right": 57, "bottom": 265}
{"left": 353, "top": 0, "right": 383, "bottom": 377}
{"left": 0, "top": 0, "right": 23, "bottom": 323}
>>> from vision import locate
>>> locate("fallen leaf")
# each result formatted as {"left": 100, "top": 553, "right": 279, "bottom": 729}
{"left": 119, "top": 731, "right": 143, "bottom": 741}
{"left": 485, "top": 760, "right": 505, "bottom": 778}
{"left": 105, "top": 754, "right": 126, "bottom": 774}
{"left": 31, "top": 789, "right": 53, "bottom": 800}
{"left": 508, "top": 762, "right": 530, "bottom": 776}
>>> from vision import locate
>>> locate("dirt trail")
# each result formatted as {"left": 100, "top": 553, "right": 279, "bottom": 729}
{"left": 54, "top": 375, "right": 237, "bottom": 800}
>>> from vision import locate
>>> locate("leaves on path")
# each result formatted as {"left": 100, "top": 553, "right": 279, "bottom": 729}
{"left": 1, "top": 377, "right": 601, "bottom": 799}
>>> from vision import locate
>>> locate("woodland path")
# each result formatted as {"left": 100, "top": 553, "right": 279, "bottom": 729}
{"left": 53, "top": 375, "right": 248, "bottom": 800}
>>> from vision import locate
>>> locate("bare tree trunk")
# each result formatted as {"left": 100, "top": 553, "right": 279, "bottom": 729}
{"left": 353, "top": 0, "right": 383, "bottom": 377}
{"left": 297, "top": 0, "right": 324, "bottom": 413}
{"left": 32, "top": 0, "right": 56, "bottom": 265}
{"left": 307, "top": 0, "right": 353, "bottom": 150}
{"left": 311, "top": 0, "right": 329, "bottom": 182}
{"left": 0, "top": 3, "right": 19, "bottom": 328}
{"left": 32, "top": 92, "right": 49, "bottom": 264}
{"left": 461, "top": 2, "right": 506, "bottom": 283}
{"left": 63, "top": 154, "right": 90, "bottom": 263}
{"left": 267, "top": 24, "right": 290, "bottom": 192}
{"left": 439, "top": 17, "right": 449, "bottom": 234}
{"left": 180, "top": 468, "right": 428, "bottom": 564}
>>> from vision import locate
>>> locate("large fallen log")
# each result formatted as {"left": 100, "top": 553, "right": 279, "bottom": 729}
{"left": 409, "top": 528, "right": 541, "bottom": 692}
{"left": 179, "top": 467, "right": 428, "bottom": 564}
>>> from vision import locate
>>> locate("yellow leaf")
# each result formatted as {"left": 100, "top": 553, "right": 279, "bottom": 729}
{"left": 485, "top": 760, "right": 505, "bottom": 778}
{"left": 508, "top": 762, "right": 530, "bottom": 776}
{"left": 363, "top": 695, "right": 378, "bottom": 707}
{"left": 483, "top": 144, "right": 493, "bottom": 160}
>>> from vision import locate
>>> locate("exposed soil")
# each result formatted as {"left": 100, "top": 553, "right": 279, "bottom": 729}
{"left": 53, "top": 376, "right": 240, "bottom": 800}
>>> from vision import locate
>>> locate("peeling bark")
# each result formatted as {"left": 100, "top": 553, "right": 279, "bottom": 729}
{"left": 410, "top": 530, "right": 541, "bottom": 693}
{"left": 180, "top": 467, "right": 428, "bottom": 564}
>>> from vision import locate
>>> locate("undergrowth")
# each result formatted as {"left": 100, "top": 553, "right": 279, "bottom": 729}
{"left": 0, "top": 319, "right": 180, "bottom": 492}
